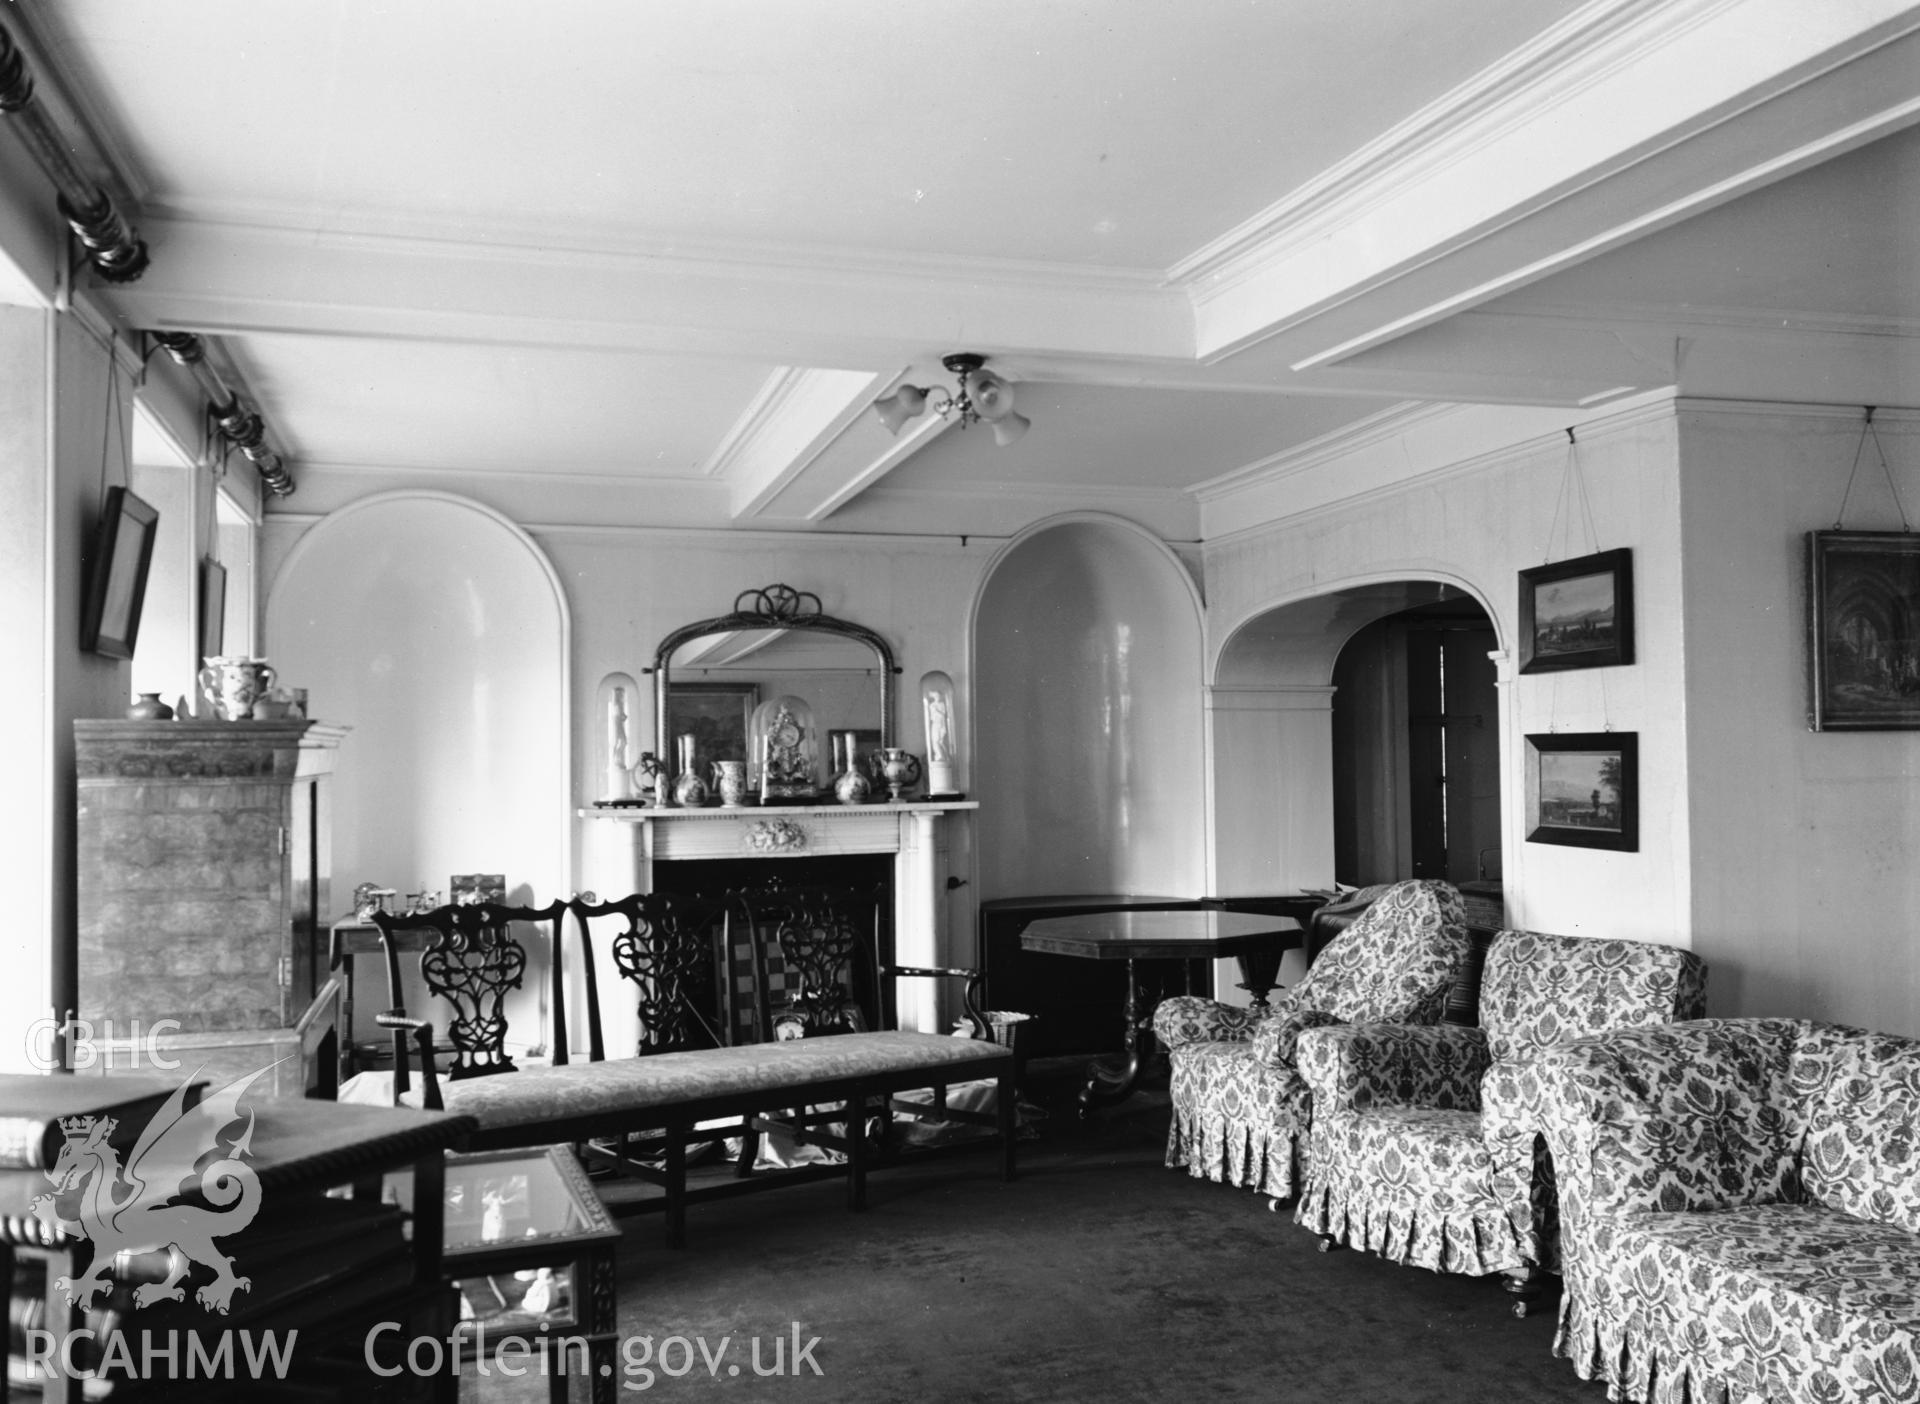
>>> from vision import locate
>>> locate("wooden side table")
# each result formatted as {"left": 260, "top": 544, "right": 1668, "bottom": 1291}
{"left": 1019, "top": 909, "right": 1304, "bottom": 1115}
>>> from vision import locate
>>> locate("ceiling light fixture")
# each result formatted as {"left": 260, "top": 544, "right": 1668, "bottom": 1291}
{"left": 872, "top": 353, "right": 1030, "bottom": 447}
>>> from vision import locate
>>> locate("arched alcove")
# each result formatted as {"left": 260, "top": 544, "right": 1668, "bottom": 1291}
{"left": 265, "top": 491, "right": 571, "bottom": 1053}
{"left": 972, "top": 515, "right": 1205, "bottom": 900}
{"left": 1209, "top": 577, "right": 1499, "bottom": 898}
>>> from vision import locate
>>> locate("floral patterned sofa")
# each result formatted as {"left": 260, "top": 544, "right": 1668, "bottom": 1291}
{"left": 1293, "top": 930, "right": 1706, "bottom": 1301}
{"left": 1533, "top": 1018, "right": 1920, "bottom": 1404}
{"left": 1149, "top": 879, "right": 1469, "bottom": 1202}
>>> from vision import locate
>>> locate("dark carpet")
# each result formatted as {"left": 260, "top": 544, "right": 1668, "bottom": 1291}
{"left": 467, "top": 1060, "right": 1607, "bottom": 1403}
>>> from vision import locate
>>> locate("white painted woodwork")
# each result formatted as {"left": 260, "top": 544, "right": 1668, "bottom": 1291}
{"left": 579, "top": 802, "right": 978, "bottom": 1043}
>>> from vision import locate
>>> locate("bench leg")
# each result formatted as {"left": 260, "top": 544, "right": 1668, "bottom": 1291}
{"left": 998, "top": 1069, "right": 1018, "bottom": 1181}
{"left": 665, "top": 1123, "right": 688, "bottom": 1249}
{"left": 845, "top": 1091, "right": 867, "bottom": 1212}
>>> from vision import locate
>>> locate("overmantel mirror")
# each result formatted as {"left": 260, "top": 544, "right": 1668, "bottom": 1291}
{"left": 649, "top": 584, "right": 898, "bottom": 800}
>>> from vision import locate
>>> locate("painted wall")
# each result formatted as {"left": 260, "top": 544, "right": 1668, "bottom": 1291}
{"left": 262, "top": 513, "right": 1002, "bottom": 964}
{"left": 973, "top": 518, "right": 1207, "bottom": 902}
{"left": 1203, "top": 401, "right": 1691, "bottom": 949}
{"left": 1678, "top": 403, "right": 1920, "bottom": 1037}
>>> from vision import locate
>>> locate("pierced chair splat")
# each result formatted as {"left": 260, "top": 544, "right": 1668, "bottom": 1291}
{"left": 370, "top": 899, "right": 568, "bottom": 1084}
{"left": 729, "top": 880, "right": 882, "bottom": 1042}
{"left": 576, "top": 891, "right": 729, "bottom": 1056}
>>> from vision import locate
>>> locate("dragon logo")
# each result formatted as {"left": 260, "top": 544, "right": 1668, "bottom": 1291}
{"left": 29, "top": 1066, "right": 273, "bottom": 1315}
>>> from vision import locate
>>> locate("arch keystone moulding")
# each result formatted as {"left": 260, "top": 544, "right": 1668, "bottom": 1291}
{"left": 264, "top": 488, "right": 574, "bottom": 902}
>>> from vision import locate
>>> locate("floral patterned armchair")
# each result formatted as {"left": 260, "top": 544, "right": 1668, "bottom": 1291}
{"left": 1532, "top": 1018, "right": 1920, "bottom": 1404}
{"left": 1293, "top": 931, "right": 1706, "bottom": 1308}
{"left": 1150, "top": 879, "right": 1468, "bottom": 1202}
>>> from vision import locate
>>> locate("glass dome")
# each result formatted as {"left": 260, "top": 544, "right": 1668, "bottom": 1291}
{"left": 749, "top": 694, "right": 821, "bottom": 798}
{"left": 920, "top": 669, "right": 958, "bottom": 795}
{"left": 592, "top": 671, "right": 644, "bottom": 803}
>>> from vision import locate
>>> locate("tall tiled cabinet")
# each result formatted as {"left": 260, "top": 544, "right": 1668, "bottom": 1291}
{"left": 73, "top": 719, "right": 348, "bottom": 1092}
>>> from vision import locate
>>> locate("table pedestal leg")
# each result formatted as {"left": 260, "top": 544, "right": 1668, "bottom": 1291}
{"left": 1235, "top": 947, "right": 1282, "bottom": 1010}
{"left": 1077, "top": 959, "right": 1148, "bottom": 1117}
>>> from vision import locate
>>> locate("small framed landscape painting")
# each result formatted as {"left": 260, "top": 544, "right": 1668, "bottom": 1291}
{"left": 1525, "top": 731, "right": 1638, "bottom": 852}
{"left": 1806, "top": 530, "right": 1920, "bottom": 731}
{"left": 1518, "top": 547, "right": 1633, "bottom": 674}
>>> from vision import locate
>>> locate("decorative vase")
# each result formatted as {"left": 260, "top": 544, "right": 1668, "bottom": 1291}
{"left": 832, "top": 732, "right": 872, "bottom": 804}
{"left": 672, "top": 733, "right": 709, "bottom": 807}
{"left": 712, "top": 759, "right": 750, "bottom": 808}
{"left": 872, "top": 747, "right": 923, "bottom": 801}
{"left": 126, "top": 692, "right": 173, "bottom": 721}
{"left": 197, "top": 656, "right": 277, "bottom": 721}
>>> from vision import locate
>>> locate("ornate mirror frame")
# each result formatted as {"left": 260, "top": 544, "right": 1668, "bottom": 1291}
{"left": 649, "top": 584, "right": 899, "bottom": 764}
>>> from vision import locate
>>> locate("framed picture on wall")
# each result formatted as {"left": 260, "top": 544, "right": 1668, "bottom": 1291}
{"left": 1524, "top": 731, "right": 1637, "bottom": 851}
{"left": 1517, "top": 547, "right": 1634, "bottom": 674}
{"left": 80, "top": 486, "right": 160, "bottom": 659}
{"left": 1806, "top": 530, "right": 1920, "bottom": 731}
{"left": 667, "top": 682, "right": 760, "bottom": 778}
{"left": 199, "top": 556, "right": 227, "bottom": 660}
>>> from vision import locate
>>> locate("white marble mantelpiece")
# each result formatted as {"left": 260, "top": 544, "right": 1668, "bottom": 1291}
{"left": 579, "top": 800, "right": 977, "bottom": 1035}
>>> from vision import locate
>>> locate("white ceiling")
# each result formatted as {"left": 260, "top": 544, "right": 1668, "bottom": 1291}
{"left": 11, "top": 0, "right": 1920, "bottom": 531}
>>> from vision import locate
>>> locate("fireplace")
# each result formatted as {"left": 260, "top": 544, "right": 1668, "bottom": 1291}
{"left": 581, "top": 800, "right": 974, "bottom": 1042}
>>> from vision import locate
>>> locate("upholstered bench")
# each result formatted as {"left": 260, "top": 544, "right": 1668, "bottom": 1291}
{"left": 415, "top": 1029, "right": 1016, "bottom": 1245}
{"left": 1534, "top": 1018, "right": 1920, "bottom": 1404}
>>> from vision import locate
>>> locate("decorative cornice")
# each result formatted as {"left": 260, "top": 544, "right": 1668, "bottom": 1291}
{"left": 1167, "top": 0, "right": 1700, "bottom": 292}
{"left": 142, "top": 201, "right": 1170, "bottom": 298}
{"left": 1198, "top": 392, "right": 1681, "bottom": 549}
{"left": 1189, "top": 401, "right": 1457, "bottom": 502}
{"left": 1478, "top": 299, "right": 1920, "bottom": 342}
{"left": 700, "top": 367, "right": 821, "bottom": 480}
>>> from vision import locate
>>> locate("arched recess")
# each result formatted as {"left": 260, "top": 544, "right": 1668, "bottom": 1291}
{"left": 1209, "top": 575, "right": 1501, "bottom": 900}
{"left": 265, "top": 491, "right": 572, "bottom": 1053}
{"left": 971, "top": 514, "right": 1206, "bottom": 902}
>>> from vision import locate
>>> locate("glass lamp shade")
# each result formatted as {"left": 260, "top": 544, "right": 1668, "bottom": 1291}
{"left": 920, "top": 669, "right": 958, "bottom": 795}
{"left": 990, "top": 412, "right": 1031, "bottom": 447}
{"left": 749, "top": 694, "right": 821, "bottom": 797}
{"left": 593, "top": 671, "right": 644, "bottom": 802}
{"left": 873, "top": 384, "right": 928, "bottom": 435}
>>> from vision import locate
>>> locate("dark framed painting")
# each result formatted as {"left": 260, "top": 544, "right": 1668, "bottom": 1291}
{"left": 80, "top": 486, "right": 159, "bottom": 659}
{"left": 1806, "top": 530, "right": 1920, "bottom": 730}
{"left": 1518, "top": 547, "right": 1634, "bottom": 674}
{"left": 199, "top": 556, "right": 227, "bottom": 661}
{"left": 1525, "top": 731, "right": 1638, "bottom": 851}
{"left": 667, "top": 682, "right": 760, "bottom": 777}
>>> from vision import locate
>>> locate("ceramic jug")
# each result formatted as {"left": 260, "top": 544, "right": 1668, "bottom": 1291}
{"left": 672, "top": 733, "right": 709, "bottom": 807}
{"left": 872, "top": 747, "right": 923, "bottom": 801}
{"left": 197, "top": 657, "right": 277, "bottom": 721}
{"left": 712, "top": 759, "right": 750, "bottom": 808}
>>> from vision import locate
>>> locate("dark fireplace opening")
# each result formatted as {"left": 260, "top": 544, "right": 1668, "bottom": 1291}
{"left": 653, "top": 855, "right": 896, "bottom": 1040}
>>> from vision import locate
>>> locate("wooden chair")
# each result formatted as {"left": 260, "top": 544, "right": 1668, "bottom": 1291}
{"left": 725, "top": 879, "right": 994, "bottom": 1163}
{"left": 368, "top": 899, "right": 571, "bottom": 1098}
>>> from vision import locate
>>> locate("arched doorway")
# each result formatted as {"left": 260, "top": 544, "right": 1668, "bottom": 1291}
{"left": 1209, "top": 579, "right": 1504, "bottom": 997}
{"left": 1331, "top": 594, "right": 1501, "bottom": 888}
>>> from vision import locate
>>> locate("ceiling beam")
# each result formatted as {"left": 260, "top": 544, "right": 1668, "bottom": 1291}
{"left": 1181, "top": 0, "right": 1920, "bottom": 372}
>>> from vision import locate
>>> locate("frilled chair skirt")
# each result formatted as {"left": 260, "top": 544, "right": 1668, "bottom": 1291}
{"left": 1164, "top": 1037, "right": 1315, "bottom": 1198}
